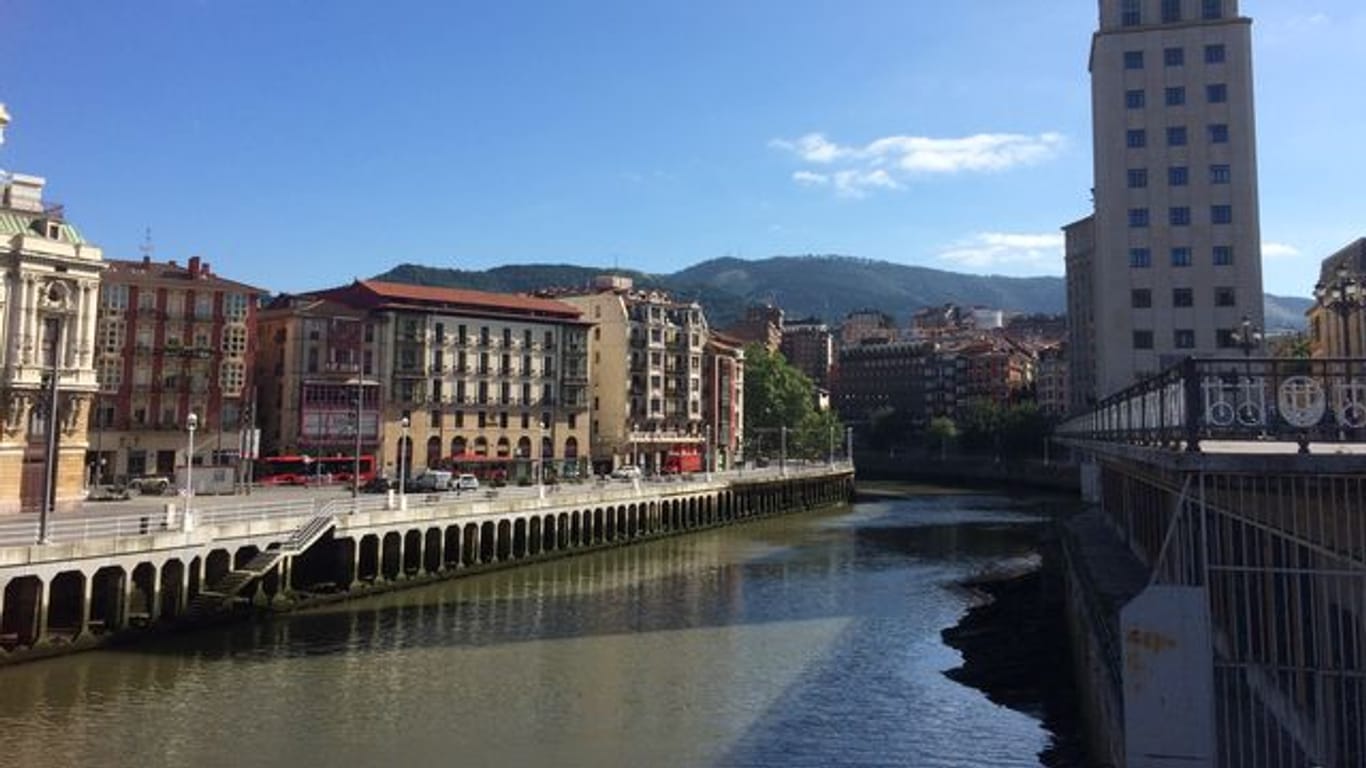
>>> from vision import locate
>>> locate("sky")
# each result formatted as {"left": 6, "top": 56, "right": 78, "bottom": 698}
{"left": 2, "top": 1, "right": 1363, "bottom": 298}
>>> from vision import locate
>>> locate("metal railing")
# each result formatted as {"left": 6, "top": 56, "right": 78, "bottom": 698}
{"left": 1057, "top": 357, "right": 1366, "bottom": 453}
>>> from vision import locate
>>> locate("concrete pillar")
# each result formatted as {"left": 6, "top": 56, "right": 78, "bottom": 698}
{"left": 178, "top": 563, "right": 190, "bottom": 615}
{"left": 121, "top": 570, "right": 134, "bottom": 630}
{"left": 35, "top": 578, "right": 49, "bottom": 643}
{"left": 146, "top": 563, "right": 160, "bottom": 623}
{"left": 0, "top": 577, "right": 7, "bottom": 632}
{"left": 350, "top": 538, "right": 362, "bottom": 588}
{"left": 80, "top": 573, "right": 93, "bottom": 636}
{"left": 396, "top": 533, "right": 408, "bottom": 579}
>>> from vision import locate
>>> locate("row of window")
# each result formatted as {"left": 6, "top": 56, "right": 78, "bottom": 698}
{"left": 1125, "top": 84, "right": 1227, "bottom": 109}
{"left": 1133, "top": 327, "right": 1247, "bottom": 351}
{"left": 1127, "top": 205, "right": 1233, "bottom": 228}
{"left": 1125, "top": 43, "right": 1226, "bottom": 70}
{"left": 97, "top": 359, "right": 247, "bottom": 393}
{"left": 1126, "top": 124, "right": 1230, "bottom": 148}
{"left": 1122, "top": 0, "right": 1225, "bottom": 27}
{"left": 1127, "top": 164, "right": 1230, "bottom": 188}
{"left": 427, "top": 410, "right": 574, "bottom": 432}
{"left": 101, "top": 287, "right": 252, "bottom": 321}
{"left": 1129, "top": 246, "right": 1236, "bottom": 267}
{"left": 1131, "top": 287, "right": 1237, "bottom": 308}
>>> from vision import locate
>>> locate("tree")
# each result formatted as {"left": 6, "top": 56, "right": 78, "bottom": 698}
{"left": 742, "top": 344, "right": 844, "bottom": 461}
{"left": 927, "top": 416, "right": 957, "bottom": 460}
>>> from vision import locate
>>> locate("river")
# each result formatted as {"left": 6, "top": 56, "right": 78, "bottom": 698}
{"left": 0, "top": 487, "right": 1077, "bottom": 767}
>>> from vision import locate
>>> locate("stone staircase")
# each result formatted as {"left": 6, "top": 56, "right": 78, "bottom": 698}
{"left": 184, "top": 515, "right": 336, "bottom": 620}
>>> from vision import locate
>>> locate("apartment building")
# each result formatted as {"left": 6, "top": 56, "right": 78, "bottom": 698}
{"left": 90, "top": 256, "right": 263, "bottom": 481}
{"left": 1308, "top": 238, "right": 1366, "bottom": 358}
{"left": 1069, "top": 0, "right": 1264, "bottom": 399}
{"left": 257, "top": 280, "right": 591, "bottom": 481}
{"left": 778, "top": 317, "right": 834, "bottom": 389}
{"left": 559, "top": 276, "right": 708, "bottom": 473}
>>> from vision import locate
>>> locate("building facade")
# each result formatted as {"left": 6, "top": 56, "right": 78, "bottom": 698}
{"left": 89, "top": 256, "right": 263, "bottom": 482}
{"left": 559, "top": 276, "right": 708, "bottom": 473}
{"left": 1036, "top": 343, "right": 1070, "bottom": 418}
{"left": 1065, "top": 215, "right": 1098, "bottom": 412}
{"left": 724, "top": 305, "right": 783, "bottom": 353}
{"left": 1308, "top": 238, "right": 1366, "bottom": 358}
{"left": 703, "top": 333, "right": 745, "bottom": 470}
{"left": 839, "top": 309, "right": 897, "bottom": 348}
{"left": 1071, "top": 0, "right": 1264, "bottom": 399}
{"left": 257, "top": 280, "right": 591, "bottom": 482}
{"left": 778, "top": 317, "right": 834, "bottom": 389}
{"left": 0, "top": 109, "right": 106, "bottom": 513}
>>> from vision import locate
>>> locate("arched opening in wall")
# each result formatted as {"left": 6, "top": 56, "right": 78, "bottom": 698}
{"left": 541, "top": 436, "right": 553, "bottom": 460}
{"left": 528, "top": 517, "right": 542, "bottom": 556}
{"left": 206, "top": 550, "right": 231, "bottom": 586}
{"left": 615, "top": 506, "right": 626, "bottom": 539}
{"left": 473, "top": 436, "right": 489, "bottom": 457}
{"left": 558, "top": 512, "right": 570, "bottom": 549}
{"left": 480, "top": 521, "right": 496, "bottom": 562}
{"left": 564, "top": 436, "right": 579, "bottom": 461}
{"left": 604, "top": 507, "right": 616, "bottom": 542}
{"left": 160, "top": 559, "right": 186, "bottom": 620}
{"left": 593, "top": 508, "right": 604, "bottom": 543}
{"left": 426, "top": 436, "right": 442, "bottom": 469}
{"left": 425, "top": 527, "right": 443, "bottom": 573}
{"left": 462, "top": 523, "right": 479, "bottom": 566}
{"left": 187, "top": 556, "right": 203, "bottom": 599}
{"left": 1, "top": 577, "right": 44, "bottom": 647}
{"left": 542, "top": 515, "right": 556, "bottom": 552}
{"left": 444, "top": 526, "right": 461, "bottom": 569}
{"left": 571, "top": 511, "right": 582, "bottom": 545}
{"left": 403, "top": 530, "right": 423, "bottom": 576}
{"left": 233, "top": 546, "right": 260, "bottom": 570}
{"left": 358, "top": 535, "right": 380, "bottom": 582}
{"left": 496, "top": 437, "right": 511, "bottom": 459}
{"left": 517, "top": 436, "right": 531, "bottom": 459}
{"left": 47, "top": 571, "right": 84, "bottom": 637}
{"left": 497, "top": 520, "right": 513, "bottom": 560}
{"left": 328, "top": 537, "right": 357, "bottom": 587}
{"left": 381, "top": 532, "right": 402, "bottom": 580}
{"left": 451, "top": 436, "right": 467, "bottom": 457}
{"left": 130, "top": 563, "right": 157, "bottom": 625}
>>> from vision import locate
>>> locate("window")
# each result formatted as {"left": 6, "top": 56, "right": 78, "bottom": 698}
{"left": 224, "top": 293, "right": 248, "bottom": 321}
{"left": 101, "top": 284, "right": 130, "bottom": 311}
{"left": 1212, "top": 204, "right": 1233, "bottom": 224}
{"left": 1133, "top": 330, "right": 1154, "bottom": 349}
{"left": 1202, "top": 0, "right": 1222, "bottom": 20}
{"left": 1127, "top": 168, "right": 1149, "bottom": 188}
{"left": 1129, "top": 208, "right": 1150, "bottom": 228}
{"left": 1209, "top": 123, "right": 1229, "bottom": 143}
{"left": 1173, "top": 288, "right": 1194, "bottom": 307}
{"left": 1174, "top": 329, "right": 1196, "bottom": 349}
{"left": 1130, "top": 248, "right": 1152, "bottom": 268}
{"left": 222, "top": 325, "right": 247, "bottom": 357}
{"left": 1205, "top": 44, "right": 1226, "bottom": 64}
{"left": 502, "top": 328, "right": 512, "bottom": 347}
{"left": 1124, "top": 50, "right": 1144, "bottom": 70}
{"left": 1216, "top": 329, "right": 1236, "bottom": 349}
{"left": 137, "top": 289, "right": 157, "bottom": 312}
{"left": 1167, "top": 126, "right": 1188, "bottom": 146}
{"left": 1162, "top": 0, "right": 1182, "bottom": 23}
{"left": 1171, "top": 247, "right": 1193, "bottom": 266}
{"left": 1213, "top": 246, "right": 1234, "bottom": 265}
{"left": 1126, "top": 89, "right": 1146, "bottom": 109}
{"left": 1206, "top": 83, "right": 1228, "bottom": 103}
{"left": 219, "top": 361, "right": 246, "bottom": 393}
{"left": 429, "top": 409, "right": 441, "bottom": 428}
{"left": 1121, "top": 0, "right": 1142, "bottom": 26}
{"left": 98, "top": 357, "right": 123, "bottom": 391}
{"left": 499, "top": 412, "right": 509, "bottom": 429}
{"left": 434, "top": 322, "right": 445, "bottom": 343}
{"left": 1164, "top": 47, "right": 1185, "bottom": 66}
{"left": 1127, "top": 129, "right": 1147, "bottom": 148}
{"left": 194, "top": 293, "right": 213, "bottom": 320}
{"left": 1214, "top": 287, "right": 1236, "bottom": 307}
{"left": 1165, "top": 86, "right": 1186, "bottom": 106}
{"left": 1132, "top": 289, "right": 1153, "bottom": 308}
{"left": 1169, "top": 166, "right": 1189, "bottom": 186}
{"left": 1169, "top": 207, "right": 1191, "bottom": 226}
{"left": 1209, "top": 164, "right": 1230, "bottom": 184}
{"left": 99, "top": 319, "right": 126, "bottom": 352}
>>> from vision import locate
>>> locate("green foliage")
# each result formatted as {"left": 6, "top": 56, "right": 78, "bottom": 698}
{"left": 742, "top": 344, "right": 843, "bottom": 460}
{"left": 956, "top": 400, "right": 1052, "bottom": 457}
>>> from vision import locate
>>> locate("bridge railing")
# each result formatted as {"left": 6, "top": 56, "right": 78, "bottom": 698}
{"left": 1056, "top": 357, "right": 1366, "bottom": 453}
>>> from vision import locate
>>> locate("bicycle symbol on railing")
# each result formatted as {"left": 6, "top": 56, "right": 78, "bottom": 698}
{"left": 1203, "top": 376, "right": 1267, "bottom": 428}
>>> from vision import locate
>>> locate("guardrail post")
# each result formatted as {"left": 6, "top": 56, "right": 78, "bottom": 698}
{"left": 1183, "top": 358, "right": 1202, "bottom": 453}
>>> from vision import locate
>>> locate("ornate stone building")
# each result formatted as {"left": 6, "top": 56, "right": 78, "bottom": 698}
{"left": 0, "top": 105, "right": 106, "bottom": 512}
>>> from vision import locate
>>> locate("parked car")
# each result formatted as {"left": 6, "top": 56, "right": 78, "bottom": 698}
{"left": 611, "top": 465, "right": 643, "bottom": 481}
{"left": 455, "top": 474, "right": 479, "bottom": 491}
{"left": 409, "top": 469, "right": 454, "bottom": 492}
{"left": 127, "top": 475, "right": 172, "bottom": 496}
{"left": 360, "top": 476, "right": 397, "bottom": 494}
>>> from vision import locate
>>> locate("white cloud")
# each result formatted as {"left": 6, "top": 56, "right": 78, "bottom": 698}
{"left": 771, "top": 130, "right": 1065, "bottom": 197}
{"left": 937, "top": 232, "right": 1065, "bottom": 274}
{"left": 1262, "top": 242, "right": 1302, "bottom": 259}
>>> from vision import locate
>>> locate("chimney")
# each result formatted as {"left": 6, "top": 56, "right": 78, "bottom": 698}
{"left": 202, "top": 262, "right": 211, "bottom": 277}
{"left": 142, "top": 254, "right": 151, "bottom": 266}
{"left": 188, "top": 256, "right": 201, "bottom": 278}
{"left": 4, "top": 173, "right": 46, "bottom": 213}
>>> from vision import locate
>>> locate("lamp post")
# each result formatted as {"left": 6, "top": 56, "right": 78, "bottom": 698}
{"left": 1316, "top": 265, "right": 1362, "bottom": 357}
{"left": 398, "top": 415, "right": 410, "bottom": 509}
{"left": 845, "top": 426, "right": 853, "bottom": 466}
{"left": 779, "top": 425, "right": 787, "bottom": 477}
{"left": 38, "top": 315, "right": 62, "bottom": 545}
{"left": 1230, "top": 314, "right": 1263, "bottom": 358}
{"left": 704, "top": 423, "right": 712, "bottom": 480}
{"left": 185, "top": 411, "right": 198, "bottom": 530}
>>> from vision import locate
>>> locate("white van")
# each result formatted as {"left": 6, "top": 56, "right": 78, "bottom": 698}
{"left": 411, "top": 469, "right": 454, "bottom": 492}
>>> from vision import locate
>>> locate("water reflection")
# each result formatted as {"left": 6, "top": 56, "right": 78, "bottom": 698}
{"left": 0, "top": 491, "right": 1069, "bottom": 768}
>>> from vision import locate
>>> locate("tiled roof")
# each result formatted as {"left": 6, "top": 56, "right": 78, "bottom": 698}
{"left": 103, "top": 258, "right": 266, "bottom": 294}
{"left": 353, "top": 279, "right": 583, "bottom": 319}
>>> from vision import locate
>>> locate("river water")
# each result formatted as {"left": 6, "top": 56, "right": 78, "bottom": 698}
{"left": 0, "top": 488, "right": 1073, "bottom": 768}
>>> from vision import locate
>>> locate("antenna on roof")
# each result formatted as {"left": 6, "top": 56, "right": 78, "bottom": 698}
{"left": 139, "top": 227, "right": 155, "bottom": 261}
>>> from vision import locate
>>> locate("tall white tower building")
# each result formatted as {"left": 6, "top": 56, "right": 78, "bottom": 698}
{"left": 1068, "top": 0, "right": 1264, "bottom": 404}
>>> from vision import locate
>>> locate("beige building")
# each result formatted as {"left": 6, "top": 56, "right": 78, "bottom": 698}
{"left": 0, "top": 106, "right": 106, "bottom": 513}
{"left": 1065, "top": 215, "right": 1097, "bottom": 412}
{"left": 1308, "top": 238, "right": 1366, "bottom": 358}
{"left": 559, "top": 276, "right": 707, "bottom": 473}
{"left": 1070, "top": 0, "right": 1265, "bottom": 399}
{"left": 256, "top": 280, "right": 591, "bottom": 482}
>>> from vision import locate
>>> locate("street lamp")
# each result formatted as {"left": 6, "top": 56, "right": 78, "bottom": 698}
{"left": 185, "top": 411, "right": 198, "bottom": 530}
{"left": 779, "top": 425, "right": 787, "bottom": 477}
{"left": 398, "top": 415, "right": 410, "bottom": 508}
{"left": 1230, "top": 315, "right": 1263, "bottom": 358}
{"left": 1315, "top": 265, "right": 1362, "bottom": 357}
{"left": 38, "top": 314, "right": 63, "bottom": 545}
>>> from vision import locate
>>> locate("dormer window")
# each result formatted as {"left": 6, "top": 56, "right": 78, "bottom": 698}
{"left": 45, "top": 221, "right": 61, "bottom": 239}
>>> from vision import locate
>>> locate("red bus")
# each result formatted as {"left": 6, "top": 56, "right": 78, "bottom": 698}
{"left": 663, "top": 444, "right": 703, "bottom": 475}
{"left": 257, "top": 455, "right": 376, "bottom": 486}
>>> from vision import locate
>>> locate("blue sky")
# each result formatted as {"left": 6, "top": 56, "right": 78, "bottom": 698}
{"left": 2, "top": 1, "right": 1362, "bottom": 297}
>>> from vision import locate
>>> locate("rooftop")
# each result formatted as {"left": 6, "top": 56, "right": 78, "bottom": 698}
{"left": 313, "top": 279, "right": 585, "bottom": 321}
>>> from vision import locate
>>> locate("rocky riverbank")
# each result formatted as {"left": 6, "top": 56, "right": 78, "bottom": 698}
{"left": 942, "top": 558, "right": 1090, "bottom": 767}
